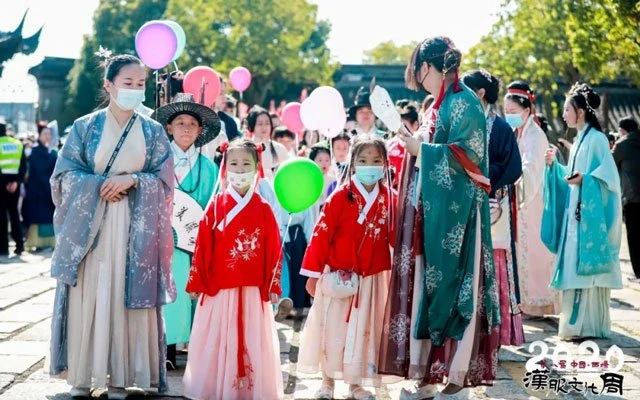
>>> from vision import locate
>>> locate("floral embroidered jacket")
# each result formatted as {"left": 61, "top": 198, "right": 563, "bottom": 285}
{"left": 186, "top": 187, "right": 283, "bottom": 301}
{"left": 300, "top": 178, "right": 396, "bottom": 278}
{"left": 49, "top": 109, "right": 175, "bottom": 392}
{"left": 415, "top": 83, "right": 501, "bottom": 345}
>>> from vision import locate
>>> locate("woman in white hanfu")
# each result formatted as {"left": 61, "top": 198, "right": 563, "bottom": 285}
{"left": 49, "top": 54, "right": 175, "bottom": 400}
{"left": 503, "top": 81, "right": 558, "bottom": 317}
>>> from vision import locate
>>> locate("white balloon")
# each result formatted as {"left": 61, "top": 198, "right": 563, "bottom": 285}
{"left": 310, "top": 86, "right": 344, "bottom": 109}
{"left": 300, "top": 95, "right": 322, "bottom": 130}
{"left": 319, "top": 106, "right": 346, "bottom": 138}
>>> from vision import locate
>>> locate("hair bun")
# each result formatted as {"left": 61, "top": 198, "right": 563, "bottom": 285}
{"left": 586, "top": 89, "right": 601, "bottom": 109}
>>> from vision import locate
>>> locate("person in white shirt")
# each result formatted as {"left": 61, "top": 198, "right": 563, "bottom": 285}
{"left": 247, "top": 106, "right": 289, "bottom": 181}
{"left": 347, "top": 86, "right": 387, "bottom": 137}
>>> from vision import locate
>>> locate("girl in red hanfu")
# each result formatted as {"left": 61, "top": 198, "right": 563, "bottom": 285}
{"left": 183, "top": 139, "right": 284, "bottom": 400}
{"left": 298, "top": 134, "right": 397, "bottom": 400}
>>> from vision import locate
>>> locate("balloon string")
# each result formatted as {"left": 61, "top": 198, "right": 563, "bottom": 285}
{"left": 155, "top": 70, "right": 160, "bottom": 110}
{"left": 268, "top": 212, "right": 293, "bottom": 295}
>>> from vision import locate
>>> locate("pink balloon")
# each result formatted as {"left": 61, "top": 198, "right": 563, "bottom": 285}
{"left": 229, "top": 66, "right": 252, "bottom": 92}
{"left": 183, "top": 66, "right": 221, "bottom": 106}
{"left": 281, "top": 102, "right": 304, "bottom": 134}
{"left": 135, "top": 21, "right": 177, "bottom": 70}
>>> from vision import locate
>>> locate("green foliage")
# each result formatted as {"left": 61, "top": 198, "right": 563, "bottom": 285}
{"left": 463, "top": 0, "right": 640, "bottom": 133}
{"left": 363, "top": 40, "right": 419, "bottom": 65}
{"left": 64, "top": 0, "right": 168, "bottom": 125}
{"left": 164, "top": 0, "right": 337, "bottom": 105}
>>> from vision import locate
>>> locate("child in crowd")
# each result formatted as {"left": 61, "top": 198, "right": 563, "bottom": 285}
{"left": 183, "top": 139, "right": 284, "bottom": 400}
{"left": 298, "top": 134, "right": 396, "bottom": 400}
{"left": 152, "top": 93, "right": 221, "bottom": 370}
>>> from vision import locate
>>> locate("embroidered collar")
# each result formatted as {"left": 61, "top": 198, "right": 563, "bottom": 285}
{"left": 352, "top": 177, "right": 380, "bottom": 225}
{"left": 217, "top": 184, "right": 256, "bottom": 231}
{"left": 171, "top": 141, "right": 197, "bottom": 164}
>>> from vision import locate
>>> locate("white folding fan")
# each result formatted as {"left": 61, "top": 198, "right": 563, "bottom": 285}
{"left": 172, "top": 189, "right": 205, "bottom": 253}
{"left": 370, "top": 85, "right": 402, "bottom": 133}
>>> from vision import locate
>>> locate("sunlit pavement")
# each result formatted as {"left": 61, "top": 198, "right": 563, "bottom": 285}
{"left": 0, "top": 227, "right": 638, "bottom": 399}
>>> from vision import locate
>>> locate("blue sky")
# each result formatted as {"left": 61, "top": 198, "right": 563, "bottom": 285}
{"left": 0, "top": 0, "right": 502, "bottom": 102}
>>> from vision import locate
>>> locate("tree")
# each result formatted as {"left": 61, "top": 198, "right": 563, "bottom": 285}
{"left": 363, "top": 41, "right": 419, "bottom": 65}
{"left": 64, "top": 0, "right": 168, "bottom": 125}
{"left": 463, "top": 0, "right": 640, "bottom": 134}
{"left": 164, "top": 0, "right": 337, "bottom": 106}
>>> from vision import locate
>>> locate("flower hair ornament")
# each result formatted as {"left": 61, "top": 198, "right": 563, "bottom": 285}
{"left": 94, "top": 45, "right": 112, "bottom": 61}
{"left": 577, "top": 85, "right": 597, "bottom": 114}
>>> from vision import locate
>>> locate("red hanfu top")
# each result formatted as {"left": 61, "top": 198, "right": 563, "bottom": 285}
{"left": 187, "top": 187, "right": 283, "bottom": 300}
{"left": 186, "top": 186, "right": 282, "bottom": 385}
{"left": 301, "top": 178, "right": 396, "bottom": 279}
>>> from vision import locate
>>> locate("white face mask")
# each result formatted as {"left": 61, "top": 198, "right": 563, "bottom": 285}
{"left": 112, "top": 88, "right": 145, "bottom": 111}
{"left": 227, "top": 171, "right": 255, "bottom": 190}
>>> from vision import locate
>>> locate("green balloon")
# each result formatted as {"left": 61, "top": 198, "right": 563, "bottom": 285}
{"left": 274, "top": 157, "right": 324, "bottom": 213}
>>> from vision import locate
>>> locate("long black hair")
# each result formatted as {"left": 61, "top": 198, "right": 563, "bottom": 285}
{"left": 461, "top": 69, "right": 500, "bottom": 105}
{"left": 247, "top": 105, "right": 278, "bottom": 162}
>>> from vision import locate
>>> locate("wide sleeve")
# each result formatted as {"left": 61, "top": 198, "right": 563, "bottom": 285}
{"left": 126, "top": 121, "right": 176, "bottom": 307}
{"left": 489, "top": 118, "right": 522, "bottom": 191}
{"left": 519, "top": 124, "right": 549, "bottom": 206}
{"left": 300, "top": 190, "right": 340, "bottom": 278}
{"left": 540, "top": 161, "right": 569, "bottom": 253}
{"left": 577, "top": 133, "right": 622, "bottom": 272}
{"left": 420, "top": 98, "right": 490, "bottom": 188}
{"left": 416, "top": 93, "right": 491, "bottom": 343}
{"left": 50, "top": 115, "right": 108, "bottom": 286}
{"left": 187, "top": 201, "right": 217, "bottom": 295}
{"left": 261, "top": 202, "right": 283, "bottom": 301}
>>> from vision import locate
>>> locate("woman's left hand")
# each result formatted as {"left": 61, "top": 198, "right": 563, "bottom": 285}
{"left": 565, "top": 172, "right": 583, "bottom": 185}
{"left": 269, "top": 293, "right": 280, "bottom": 304}
{"left": 100, "top": 175, "right": 135, "bottom": 201}
{"left": 397, "top": 127, "right": 421, "bottom": 157}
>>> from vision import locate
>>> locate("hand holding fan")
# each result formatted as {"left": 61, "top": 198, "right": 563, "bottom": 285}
{"left": 369, "top": 85, "right": 411, "bottom": 136}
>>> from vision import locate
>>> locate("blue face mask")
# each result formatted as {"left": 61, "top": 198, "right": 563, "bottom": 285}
{"left": 355, "top": 166, "right": 384, "bottom": 186}
{"left": 505, "top": 112, "right": 525, "bottom": 129}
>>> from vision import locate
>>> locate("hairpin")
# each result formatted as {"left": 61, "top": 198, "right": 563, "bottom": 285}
{"left": 579, "top": 90, "right": 596, "bottom": 114}
{"left": 219, "top": 141, "right": 229, "bottom": 154}
{"left": 94, "top": 45, "right": 112, "bottom": 60}
{"left": 479, "top": 69, "right": 492, "bottom": 82}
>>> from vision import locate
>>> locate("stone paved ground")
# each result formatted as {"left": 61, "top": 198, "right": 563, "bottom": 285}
{"left": 0, "top": 227, "right": 638, "bottom": 400}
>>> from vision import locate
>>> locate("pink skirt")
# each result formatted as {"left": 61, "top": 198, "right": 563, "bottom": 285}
{"left": 298, "top": 270, "right": 397, "bottom": 387}
{"left": 494, "top": 250, "right": 525, "bottom": 346}
{"left": 183, "top": 287, "right": 284, "bottom": 400}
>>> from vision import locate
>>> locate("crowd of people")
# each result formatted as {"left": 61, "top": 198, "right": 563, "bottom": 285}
{"left": 0, "top": 33, "right": 635, "bottom": 400}
{"left": 0, "top": 119, "right": 58, "bottom": 256}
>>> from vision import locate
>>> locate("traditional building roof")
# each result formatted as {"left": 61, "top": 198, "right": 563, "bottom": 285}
{"left": 0, "top": 10, "right": 43, "bottom": 76}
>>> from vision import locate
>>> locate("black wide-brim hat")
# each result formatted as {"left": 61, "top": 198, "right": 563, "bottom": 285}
{"left": 152, "top": 93, "right": 221, "bottom": 148}
{"left": 348, "top": 86, "right": 373, "bottom": 120}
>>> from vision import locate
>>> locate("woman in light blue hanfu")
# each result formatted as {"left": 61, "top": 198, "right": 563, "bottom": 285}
{"left": 49, "top": 54, "right": 176, "bottom": 399}
{"left": 542, "top": 82, "right": 623, "bottom": 340}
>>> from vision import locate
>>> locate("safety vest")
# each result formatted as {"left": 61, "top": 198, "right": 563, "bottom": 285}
{"left": 0, "top": 136, "right": 23, "bottom": 175}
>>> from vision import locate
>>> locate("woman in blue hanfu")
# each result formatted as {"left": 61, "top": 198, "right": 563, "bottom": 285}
{"left": 542, "top": 82, "right": 623, "bottom": 340}
{"left": 49, "top": 53, "right": 176, "bottom": 399}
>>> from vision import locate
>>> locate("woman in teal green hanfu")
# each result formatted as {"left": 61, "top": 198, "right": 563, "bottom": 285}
{"left": 542, "top": 83, "right": 622, "bottom": 340}
{"left": 391, "top": 37, "right": 501, "bottom": 400}
{"left": 152, "top": 93, "right": 221, "bottom": 368}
